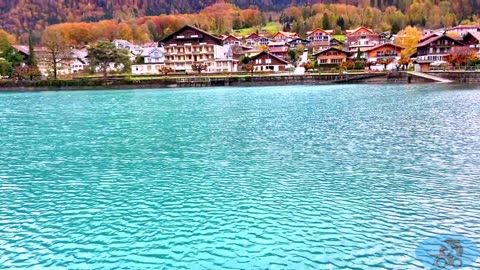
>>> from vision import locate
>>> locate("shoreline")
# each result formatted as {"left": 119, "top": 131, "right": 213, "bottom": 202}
{"left": 1, "top": 71, "right": 478, "bottom": 92}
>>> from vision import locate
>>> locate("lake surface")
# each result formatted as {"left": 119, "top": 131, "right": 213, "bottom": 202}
{"left": 1, "top": 85, "right": 480, "bottom": 269}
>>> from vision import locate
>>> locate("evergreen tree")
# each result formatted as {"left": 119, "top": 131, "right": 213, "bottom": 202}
{"left": 28, "top": 34, "right": 37, "bottom": 67}
{"left": 322, "top": 13, "right": 331, "bottom": 30}
{"left": 336, "top": 16, "right": 345, "bottom": 30}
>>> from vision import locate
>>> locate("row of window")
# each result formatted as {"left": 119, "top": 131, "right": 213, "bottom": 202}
{"left": 255, "top": 59, "right": 272, "bottom": 64}
{"left": 318, "top": 58, "right": 344, "bottom": 64}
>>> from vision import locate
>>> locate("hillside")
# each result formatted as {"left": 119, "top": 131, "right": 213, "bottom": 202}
{"left": 2, "top": 0, "right": 480, "bottom": 43}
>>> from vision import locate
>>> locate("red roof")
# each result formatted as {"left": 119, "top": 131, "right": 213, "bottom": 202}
{"left": 346, "top": 27, "right": 375, "bottom": 35}
{"left": 366, "top": 43, "right": 403, "bottom": 52}
{"left": 306, "top": 28, "right": 331, "bottom": 37}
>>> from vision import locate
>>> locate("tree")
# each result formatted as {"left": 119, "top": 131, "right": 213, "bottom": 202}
{"left": 301, "top": 61, "right": 315, "bottom": 72}
{"left": 322, "top": 13, "right": 331, "bottom": 30}
{"left": 191, "top": 63, "right": 208, "bottom": 74}
{"left": 377, "top": 58, "right": 394, "bottom": 70}
{"left": 444, "top": 48, "right": 478, "bottom": 67}
{"left": 88, "top": 41, "right": 131, "bottom": 78}
{"left": 396, "top": 26, "right": 422, "bottom": 58}
{"left": 287, "top": 49, "right": 299, "bottom": 63}
{"left": 159, "top": 66, "right": 174, "bottom": 75}
{"left": 336, "top": 16, "right": 345, "bottom": 30}
{"left": 0, "top": 60, "right": 13, "bottom": 77}
{"left": 27, "top": 34, "right": 37, "bottom": 67}
{"left": 240, "top": 56, "right": 251, "bottom": 65}
{"left": 245, "top": 62, "right": 255, "bottom": 75}
{"left": 41, "top": 28, "right": 68, "bottom": 80}
{"left": 398, "top": 56, "right": 411, "bottom": 70}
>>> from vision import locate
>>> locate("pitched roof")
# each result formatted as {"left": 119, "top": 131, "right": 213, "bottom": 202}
{"left": 272, "top": 31, "right": 299, "bottom": 38}
{"left": 464, "top": 31, "right": 480, "bottom": 42}
{"left": 223, "top": 35, "right": 241, "bottom": 41}
{"left": 365, "top": 43, "right": 403, "bottom": 52}
{"left": 416, "top": 34, "right": 464, "bottom": 48}
{"left": 159, "top": 24, "right": 223, "bottom": 44}
{"left": 313, "top": 47, "right": 348, "bottom": 56}
{"left": 306, "top": 28, "right": 331, "bottom": 36}
{"left": 346, "top": 27, "right": 375, "bottom": 35}
{"left": 250, "top": 51, "right": 290, "bottom": 64}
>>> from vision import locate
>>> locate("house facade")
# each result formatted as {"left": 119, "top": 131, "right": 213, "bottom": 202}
{"left": 365, "top": 43, "right": 402, "bottom": 62}
{"left": 249, "top": 51, "right": 290, "bottom": 72}
{"left": 307, "top": 28, "right": 332, "bottom": 50}
{"left": 314, "top": 47, "right": 349, "bottom": 66}
{"left": 132, "top": 47, "right": 165, "bottom": 75}
{"left": 268, "top": 41, "right": 289, "bottom": 59}
{"left": 160, "top": 25, "right": 238, "bottom": 73}
{"left": 223, "top": 35, "right": 242, "bottom": 46}
{"left": 271, "top": 31, "right": 299, "bottom": 42}
{"left": 415, "top": 34, "right": 465, "bottom": 71}
{"left": 345, "top": 27, "right": 380, "bottom": 53}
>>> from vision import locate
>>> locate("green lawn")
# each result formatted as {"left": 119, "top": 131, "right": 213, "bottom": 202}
{"left": 234, "top": 22, "right": 281, "bottom": 37}
{"left": 333, "top": 35, "right": 346, "bottom": 42}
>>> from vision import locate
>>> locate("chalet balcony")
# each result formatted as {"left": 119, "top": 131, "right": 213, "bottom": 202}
{"left": 376, "top": 52, "right": 398, "bottom": 57}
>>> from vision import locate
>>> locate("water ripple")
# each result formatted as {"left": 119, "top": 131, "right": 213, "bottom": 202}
{"left": 1, "top": 85, "right": 480, "bottom": 269}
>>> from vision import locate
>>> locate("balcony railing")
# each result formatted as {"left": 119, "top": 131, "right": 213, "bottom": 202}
{"left": 376, "top": 52, "right": 398, "bottom": 57}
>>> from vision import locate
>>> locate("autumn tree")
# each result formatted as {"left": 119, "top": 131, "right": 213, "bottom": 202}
{"left": 301, "top": 61, "right": 315, "bottom": 72}
{"left": 396, "top": 26, "right": 422, "bottom": 58}
{"left": 245, "top": 62, "right": 255, "bottom": 75}
{"left": 41, "top": 28, "right": 68, "bottom": 80}
{"left": 398, "top": 57, "right": 411, "bottom": 70}
{"left": 0, "top": 31, "right": 24, "bottom": 77}
{"left": 377, "top": 58, "right": 394, "bottom": 70}
{"left": 159, "top": 66, "right": 174, "bottom": 75}
{"left": 191, "top": 63, "right": 208, "bottom": 74}
{"left": 88, "top": 41, "right": 131, "bottom": 78}
{"left": 444, "top": 48, "right": 478, "bottom": 67}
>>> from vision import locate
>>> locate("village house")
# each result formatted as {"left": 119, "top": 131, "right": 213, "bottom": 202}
{"left": 243, "top": 33, "right": 270, "bottom": 47}
{"left": 286, "top": 38, "right": 310, "bottom": 49}
{"left": 414, "top": 33, "right": 466, "bottom": 71}
{"left": 271, "top": 31, "right": 299, "bottom": 42}
{"left": 268, "top": 41, "right": 289, "bottom": 59}
{"left": 446, "top": 25, "right": 480, "bottom": 37}
{"left": 306, "top": 28, "right": 332, "bottom": 50}
{"left": 222, "top": 35, "right": 242, "bottom": 46}
{"left": 160, "top": 25, "right": 238, "bottom": 73}
{"left": 345, "top": 27, "right": 380, "bottom": 54}
{"left": 112, "top": 39, "right": 142, "bottom": 61}
{"left": 132, "top": 47, "right": 165, "bottom": 75}
{"left": 313, "top": 47, "right": 349, "bottom": 66}
{"left": 249, "top": 51, "right": 290, "bottom": 72}
{"left": 365, "top": 43, "right": 403, "bottom": 70}
{"left": 463, "top": 32, "right": 480, "bottom": 55}
{"left": 13, "top": 45, "right": 89, "bottom": 77}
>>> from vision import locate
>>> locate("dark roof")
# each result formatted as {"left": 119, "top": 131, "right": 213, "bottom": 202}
{"left": 250, "top": 51, "right": 290, "bottom": 64}
{"left": 463, "top": 32, "right": 480, "bottom": 42}
{"left": 416, "top": 34, "right": 464, "bottom": 48}
{"left": 313, "top": 47, "right": 348, "bottom": 56}
{"left": 287, "top": 38, "right": 310, "bottom": 43}
{"left": 159, "top": 24, "right": 223, "bottom": 44}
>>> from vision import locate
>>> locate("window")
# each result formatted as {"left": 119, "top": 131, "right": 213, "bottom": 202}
{"left": 266, "top": 59, "right": 272, "bottom": 64}
{"left": 319, "top": 59, "right": 327, "bottom": 64}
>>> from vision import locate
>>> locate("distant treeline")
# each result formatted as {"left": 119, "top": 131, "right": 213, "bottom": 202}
{"left": 1, "top": 1, "right": 480, "bottom": 43}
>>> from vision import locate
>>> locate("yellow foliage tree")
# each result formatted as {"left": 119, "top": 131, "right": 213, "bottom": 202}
{"left": 395, "top": 26, "right": 422, "bottom": 58}
{"left": 0, "top": 29, "right": 17, "bottom": 45}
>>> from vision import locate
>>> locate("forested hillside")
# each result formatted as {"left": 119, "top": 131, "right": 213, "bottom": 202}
{"left": 1, "top": 0, "right": 480, "bottom": 43}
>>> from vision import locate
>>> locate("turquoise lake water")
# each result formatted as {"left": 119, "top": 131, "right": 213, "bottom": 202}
{"left": 1, "top": 84, "right": 480, "bottom": 269}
